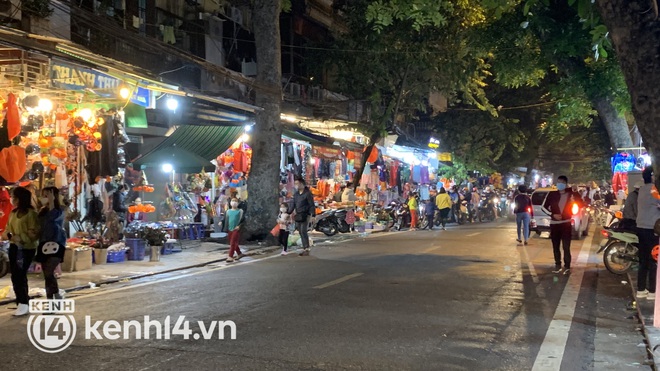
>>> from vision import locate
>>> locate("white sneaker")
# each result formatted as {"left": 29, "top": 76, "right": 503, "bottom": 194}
{"left": 637, "top": 290, "right": 649, "bottom": 298}
{"left": 648, "top": 293, "right": 656, "bottom": 300}
{"left": 225, "top": 257, "right": 235, "bottom": 263}
{"left": 13, "top": 304, "right": 29, "bottom": 316}
{"left": 552, "top": 267, "right": 563, "bottom": 274}
{"left": 281, "top": 250, "right": 288, "bottom": 256}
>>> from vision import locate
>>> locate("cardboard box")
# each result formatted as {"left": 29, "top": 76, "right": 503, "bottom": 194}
{"left": 75, "top": 248, "right": 92, "bottom": 271}
{"left": 93, "top": 248, "right": 108, "bottom": 265}
{"left": 62, "top": 247, "right": 93, "bottom": 272}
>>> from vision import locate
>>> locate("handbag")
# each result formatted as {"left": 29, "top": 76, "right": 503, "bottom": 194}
{"left": 270, "top": 224, "right": 280, "bottom": 237}
{"left": 294, "top": 212, "right": 308, "bottom": 223}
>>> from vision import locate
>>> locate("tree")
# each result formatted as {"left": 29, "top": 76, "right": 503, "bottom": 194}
{"left": 595, "top": 0, "right": 660, "bottom": 186}
{"left": 243, "top": 0, "right": 284, "bottom": 239}
{"left": 322, "top": 0, "right": 499, "bottom": 186}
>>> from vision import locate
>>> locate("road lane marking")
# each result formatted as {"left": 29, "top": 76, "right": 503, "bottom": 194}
{"left": 466, "top": 232, "right": 481, "bottom": 237}
{"left": 421, "top": 246, "right": 442, "bottom": 254}
{"left": 313, "top": 273, "right": 363, "bottom": 289}
{"left": 531, "top": 232, "right": 595, "bottom": 371}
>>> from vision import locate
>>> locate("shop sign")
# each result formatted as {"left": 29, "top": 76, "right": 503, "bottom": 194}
{"left": 50, "top": 61, "right": 152, "bottom": 108}
{"left": 428, "top": 137, "right": 440, "bottom": 149}
{"left": 437, "top": 152, "right": 452, "bottom": 162}
{"left": 312, "top": 146, "right": 342, "bottom": 159}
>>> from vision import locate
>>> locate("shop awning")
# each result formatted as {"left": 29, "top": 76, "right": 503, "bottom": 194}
{"left": 134, "top": 125, "right": 244, "bottom": 167}
{"left": 133, "top": 146, "right": 215, "bottom": 174}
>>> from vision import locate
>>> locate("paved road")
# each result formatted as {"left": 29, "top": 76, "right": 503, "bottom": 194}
{"left": 0, "top": 221, "right": 651, "bottom": 370}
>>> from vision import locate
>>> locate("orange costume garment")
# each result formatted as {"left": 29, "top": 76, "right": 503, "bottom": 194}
{"left": 0, "top": 188, "right": 12, "bottom": 233}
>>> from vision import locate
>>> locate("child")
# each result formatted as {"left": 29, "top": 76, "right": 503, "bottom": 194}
{"left": 277, "top": 203, "right": 291, "bottom": 255}
{"left": 225, "top": 198, "right": 244, "bottom": 262}
{"left": 423, "top": 199, "right": 436, "bottom": 230}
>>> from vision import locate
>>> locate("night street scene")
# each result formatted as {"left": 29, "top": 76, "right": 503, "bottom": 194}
{"left": 0, "top": 0, "right": 659, "bottom": 370}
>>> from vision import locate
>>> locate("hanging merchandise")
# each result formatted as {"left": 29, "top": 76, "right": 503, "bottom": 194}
{"left": 5, "top": 93, "right": 20, "bottom": 141}
{"left": 0, "top": 145, "right": 26, "bottom": 182}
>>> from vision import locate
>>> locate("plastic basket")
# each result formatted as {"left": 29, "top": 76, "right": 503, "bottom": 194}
{"left": 125, "top": 239, "right": 146, "bottom": 261}
{"left": 106, "top": 250, "right": 126, "bottom": 263}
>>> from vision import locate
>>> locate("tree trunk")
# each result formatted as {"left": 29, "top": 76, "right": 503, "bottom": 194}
{"left": 244, "top": 0, "right": 282, "bottom": 239}
{"left": 591, "top": 96, "right": 633, "bottom": 150}
{"left": 596, "top": 0, "right": 660, "bottom": 187}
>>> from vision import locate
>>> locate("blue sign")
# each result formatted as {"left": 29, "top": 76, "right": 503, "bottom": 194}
{"left": 50, "top": 61, "right": 152, "bottom": 108}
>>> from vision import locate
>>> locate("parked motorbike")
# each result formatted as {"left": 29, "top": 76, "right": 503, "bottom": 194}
{"left": 310, "top": 209, "right": 339, "bottom": 236}
{"left": 598, "top": 228, "right": 639, "bottom": 275}
{"left": 0, "top": 240, "right": 9, "bottom": 279}
{"left": 333, "top": 208, "right": 352, "bottom": 233}
{"left": 393, "top": 203, "right": 412, "bottom": 231}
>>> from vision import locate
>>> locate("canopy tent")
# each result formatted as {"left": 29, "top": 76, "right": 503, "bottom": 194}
{"left": 133, "top": 125, "right": 244, "bottom": 173}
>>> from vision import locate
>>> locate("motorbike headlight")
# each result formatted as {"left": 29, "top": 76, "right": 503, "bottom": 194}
{"left": 493, "top": 198, "right": 499, "bottom": 203}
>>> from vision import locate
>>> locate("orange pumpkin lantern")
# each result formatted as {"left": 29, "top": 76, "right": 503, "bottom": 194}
{"left": 0, "top": 145, "right": 26, "bottom": 182}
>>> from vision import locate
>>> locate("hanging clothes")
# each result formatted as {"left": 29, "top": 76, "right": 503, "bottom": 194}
{"left": 86, "top": 115, "right": 119, "bottom": 180}
{"left": 420, "top": 166, "right": 430, "bottom": 184}
{"left": 412, "top": 165, "right": 422, "bottom": 183}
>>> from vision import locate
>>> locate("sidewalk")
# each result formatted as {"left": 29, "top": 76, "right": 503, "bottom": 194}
{"left": 627, "top": 271, "right": 660, "bottom": 368}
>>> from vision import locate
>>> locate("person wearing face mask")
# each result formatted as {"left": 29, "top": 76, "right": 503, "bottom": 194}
{"left": 542, "top": 175, "right": 583, "bottom": 274}
{"left": 225, "top": 198, "right": 245, "bottom": 262}
{"left": 288, "top": 178, "right": 316, "bottom": 256}
{"left": 34, "top": 187, "right": 67, "bottom": 301}
{"left": 3, "top": 186, "right": 39, "bottom": 316}
{"left": 277, "top": 203, "right": 292, "bottom": 255}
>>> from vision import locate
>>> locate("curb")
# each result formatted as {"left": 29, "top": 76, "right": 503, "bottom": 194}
{"left": 627, "top": 272, "right": 659, "bottom": 368}
{"left": 0, "top": 244, "right": 282, "bottom": 306}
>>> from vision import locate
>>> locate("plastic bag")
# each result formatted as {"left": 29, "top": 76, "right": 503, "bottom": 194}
{"left": 0, "top": 285, "right": 11, "bottom": 299}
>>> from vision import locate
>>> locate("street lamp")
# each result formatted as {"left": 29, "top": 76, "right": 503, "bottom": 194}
{"left": 162, "top": 163, "right": 173, "bottom": 173}
{"left": 166, "top": 98, "right": 178, "bottom": 111}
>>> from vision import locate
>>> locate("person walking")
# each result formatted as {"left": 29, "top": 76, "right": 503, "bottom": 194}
{"left": 620, "top": 183, "right": 641, "bottom": 230}
{"left": 422, "top": 198, "right": 435, "bottom": 230}
{"left": 435, "top": 187, "right": 452, "bottom": 230}
{"left": 513, "top": 185, "right": 533, "bottom": 245}
{"left": 289, "top": 178, "right": 316, "bottom": 256}
{"left": 3, "top": 187, "right": 39, "bottom": 316}
{"left": 542, "top": 175, "right": 583, "bottom": 274}
{"left": 408, "top": 192, "right": 419, "bottom": 230}
{"left": 635, "top": 167, "right": 660, "bottom": 299}
{"left": 225, "top": 198, "right": 244, "bottom": 263}
{"left": 34, "top": 187, "right": 67, "bottom": 300}
{"left": 277, "top": 202, "right": 292, "bottom": 255}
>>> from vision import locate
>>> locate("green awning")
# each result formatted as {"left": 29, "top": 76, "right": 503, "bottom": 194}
{"left": 134, "top": 146, "right": 215, "bottom": 173}
{"left": 133, "top": 125, "right": 243, "bottom": 172}
{"left": 124, "top": 103, "right": 148, "bottom": 128}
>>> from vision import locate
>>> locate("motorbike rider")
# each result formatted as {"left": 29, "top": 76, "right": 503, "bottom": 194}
{"left": 620, "top": 182, "right": 641, "bottom": 230}
{"left": 470, "top": 187, "right": 481, "bottom": 219}
{"left": 483, "top": 186, "right": 498, "bottom": 218}
{"left": 463, "top": 187, "right": 473, "bottom": 222}
{"left": 635, "top": 167, "right": 660, "bottom": 299}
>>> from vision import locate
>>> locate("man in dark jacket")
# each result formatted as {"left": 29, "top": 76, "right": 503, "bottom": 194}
{"left": 289, "top": 178, "right": 316, "bottom": 256}
{"left": 542, "top": 175, "right": 583, "bottom": 274}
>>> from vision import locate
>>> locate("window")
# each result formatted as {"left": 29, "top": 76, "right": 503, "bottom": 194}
{"left": 531, "top": 192, "right": 548, "bottom": 205}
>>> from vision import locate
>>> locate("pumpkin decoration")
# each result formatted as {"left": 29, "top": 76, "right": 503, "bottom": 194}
{"left": 0, "top": 145, "right": 26, "bottom": 182}
{"left": 5, "top": 93, "right": 20, "bottom": 141}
